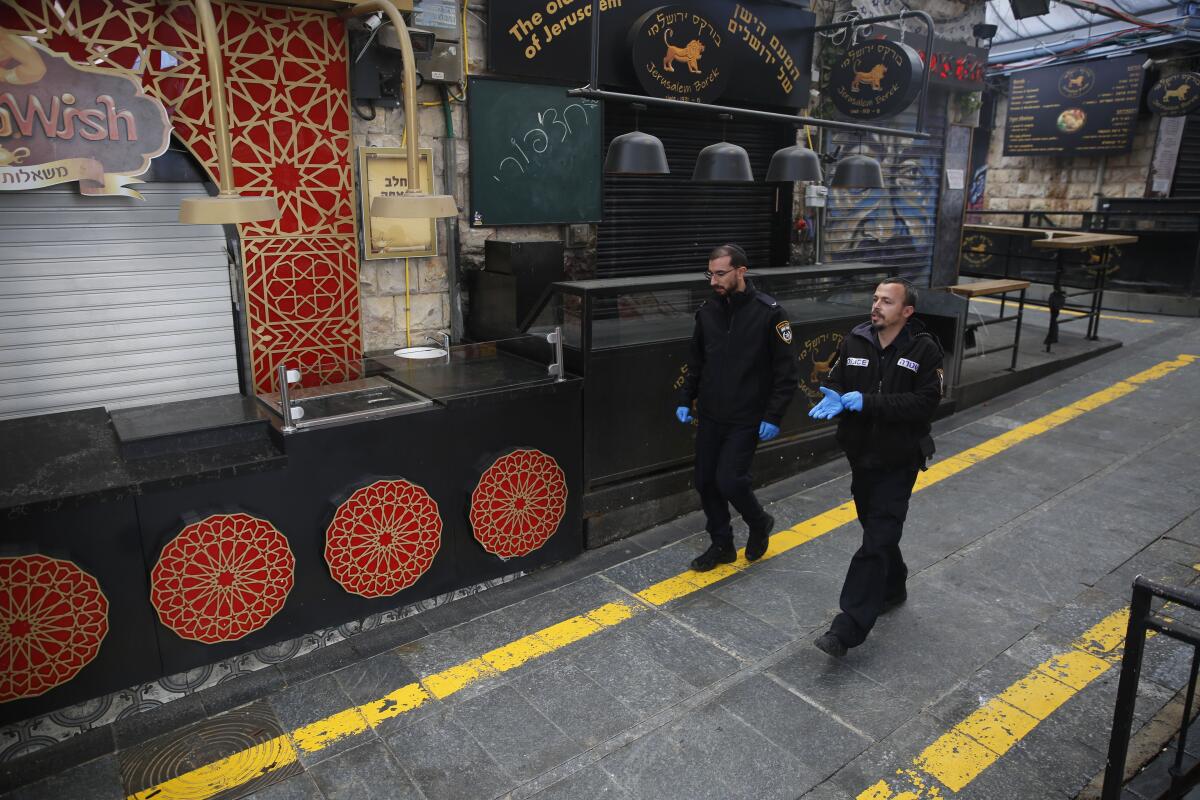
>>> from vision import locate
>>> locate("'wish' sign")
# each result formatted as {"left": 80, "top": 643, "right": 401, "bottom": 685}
{"left": 0, "top": 29, "right": 170, "bottom": 198}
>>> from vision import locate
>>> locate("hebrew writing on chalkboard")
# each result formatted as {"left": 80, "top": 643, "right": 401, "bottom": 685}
{"left": 492, "top": 103, "right": 595, "bottom": 184}
{"left": 468, "top": 78, "right": 603, "bottom": 226}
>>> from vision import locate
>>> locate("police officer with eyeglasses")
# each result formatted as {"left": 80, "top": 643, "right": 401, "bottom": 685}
{"left": 676, "top": 244, "right": 799, "bottom": 571}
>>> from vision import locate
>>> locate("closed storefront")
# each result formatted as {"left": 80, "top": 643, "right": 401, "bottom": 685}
{"left": 1171, "top": 111, "right": 1200, "bottom": 197}
{"left": 598, "top": 105, "right": 795, "bottom": 277}
{"left": 824, "top": 92, "right": 949, "bottom": 284}
{"left": 0, "top": 180, "right": 240, "bottom": 420}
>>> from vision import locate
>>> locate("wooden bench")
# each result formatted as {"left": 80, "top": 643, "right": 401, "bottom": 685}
{"left": 947, "top": 278, "right": 1031, "bottom": 371}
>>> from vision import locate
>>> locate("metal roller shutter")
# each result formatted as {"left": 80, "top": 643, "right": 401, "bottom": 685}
{"left": 599, "top": 104, "right": 795, "bottom": 277}
{"left": 823, "top": 94, "right": 947, "bottom": 284}
{"left": 1170, "top": 112, "right": 1200, "bottom": 198}
{"left": 0, "top": 183, "right": 241, "bottom": 420}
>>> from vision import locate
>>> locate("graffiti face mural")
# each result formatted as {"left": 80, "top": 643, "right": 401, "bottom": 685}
{"left": 825, "top": 131, "right": 939, "bottom": 268}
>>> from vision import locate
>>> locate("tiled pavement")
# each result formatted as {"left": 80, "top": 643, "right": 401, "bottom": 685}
{"left": 4, "top": 311, "right": 1200, "bottom": 800}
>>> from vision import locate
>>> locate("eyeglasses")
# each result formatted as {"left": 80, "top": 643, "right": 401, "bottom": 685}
{"left": 703, "top": 268, "right": 738, "bottom": 279}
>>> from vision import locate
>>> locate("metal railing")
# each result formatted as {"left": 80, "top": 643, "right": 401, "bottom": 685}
{"left": 965, "top": 208, "right": 1200, "bottom": 234}
{"left": 1103, "top": 576, "right": 1200, "bottom": 800}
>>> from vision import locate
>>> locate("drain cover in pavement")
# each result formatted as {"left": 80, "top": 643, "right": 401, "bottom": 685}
{"left": 119, "top": 699, "right": 301, "bottom": 800}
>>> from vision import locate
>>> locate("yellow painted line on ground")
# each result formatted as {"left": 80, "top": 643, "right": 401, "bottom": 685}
{"left": 971, "top": 296, "right": 1156, "bottom": 324}
{"left": 126, "top": 735, "right": 298, "bottom": 800}
{"left": 127, "top": 355, "right": 1197, "bottom": 800}
{"left": 856, "top": 560, "right": 1159, "bottom": 796}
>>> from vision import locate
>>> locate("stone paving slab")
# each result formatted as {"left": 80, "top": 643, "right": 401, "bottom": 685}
{"left": 5, "top": 313, "right": 1200, "bottom": 800}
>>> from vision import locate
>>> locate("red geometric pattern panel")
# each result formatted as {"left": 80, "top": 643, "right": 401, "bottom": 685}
{"left": 243, "top": 234, "right": 361, "bottom": 390}
{"left": 3, "top": 1, "right": 361, "bottom": 394}
{"left": 325, "top": 479, "right": 443, "bottom": 598}
{"left": 151, "top": 513, "right": 295, "bottom": 644}
{"left": 470, "top": 450, "right": 568, "bottom": 560}
{"left": 0, "top": 555, "right": 109, "bottom": 703}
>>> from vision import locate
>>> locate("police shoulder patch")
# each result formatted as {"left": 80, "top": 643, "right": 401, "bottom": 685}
{"left": 775, "top": 320, "right": 793, "bottom": 344}
{"left": 755, "top": 292, "right": 779, "bottom": 307}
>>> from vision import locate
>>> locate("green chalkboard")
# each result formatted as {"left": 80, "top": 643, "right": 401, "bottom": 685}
{"left": 467, "top": 77, "right": 602, "bottom": 227}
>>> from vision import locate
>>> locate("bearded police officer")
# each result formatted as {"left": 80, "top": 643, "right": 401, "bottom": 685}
{"left": 808, "top": 277, "right": 943, "bottom": 657}
{"left": 676, "top": 244, "right": 799, "bottom": 571}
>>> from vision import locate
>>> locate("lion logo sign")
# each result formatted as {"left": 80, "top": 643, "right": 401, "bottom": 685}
{"left": 1163, "top": 84, "right": 1191, "bottom": 103}
{"left": 851, "top": 60, "right": 887, "bottom": 93}
{"left": 662, "top": 29, "right": 704, "bottom": 74}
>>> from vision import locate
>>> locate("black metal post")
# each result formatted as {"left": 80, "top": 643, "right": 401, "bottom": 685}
{"left": 1010, "top": 288, "right": 1025, "bottom": 372}
{"left": 1103, "top": 582, "right": 1154, "bottom": 799}
{"left": 1090, "top": 247, "right": 1110, "bottom": 341}
{"left": 1169, "top": 647, "right": 1200, "bottom": 796}
{"left": 567, "top": 88, "right": 934, "bottom": 140}
{"left": 589, "top": 0, "right": 600, "bottom": 90}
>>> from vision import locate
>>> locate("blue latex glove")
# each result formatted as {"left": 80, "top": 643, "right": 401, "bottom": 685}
{"left": 758, "top": 421, "right": 780, "bottom": 441}
{"left": 841, "top": 390, "right": 863, "bottom": 412}
{"left": 676, "top": 405, "right": 693, "bottom": 424}
{"left": 808, "top": 386, "right": 843, "bottom": 420}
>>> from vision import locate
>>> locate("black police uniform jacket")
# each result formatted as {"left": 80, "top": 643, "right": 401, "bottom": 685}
{"left": 677, "top": 280, "right": 799, "bottom": 427}
{"left": 824, "top": 318, "right": 944, "bottom": 469}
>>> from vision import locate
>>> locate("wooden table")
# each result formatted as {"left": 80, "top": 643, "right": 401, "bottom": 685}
{"left": 947, "top": 278, "right": 1031, "bottom": 371}
{"left": 959, "top": 225, "right": 1139, "bottom": 347}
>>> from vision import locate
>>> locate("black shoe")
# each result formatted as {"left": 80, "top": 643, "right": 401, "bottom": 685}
{"left": 745, "top": 513, "right": 774, "bottom": 562}
{"left": 814, "top": 632, "right": 847, "bottom": 658}
{"left": 690, "top": 542, "right": 736, "bottom": 572}
{"left": 883, "top": 591, "right": 907, "bottom": 613}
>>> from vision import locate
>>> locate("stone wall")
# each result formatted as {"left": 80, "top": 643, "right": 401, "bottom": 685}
{"left": 352, "top": 1, "right": 577, "bottom": 351}
{"left": 977, "top": 92, "right": 1159, "bottom": 225}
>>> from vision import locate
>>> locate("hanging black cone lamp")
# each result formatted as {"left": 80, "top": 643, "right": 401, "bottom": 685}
{"left": 693, "top": 114, "right": 753, "bottom": 182}
{"left": 766, "top": 145, "right": 822, "bottom": 183}
{"left": 831, "top": 154, "right": 884, "bottom": 188}
{"left": 605, "top": 102, "right": 669, "bottom": 175}
{"left": 604, "top": 130, "right": 670, "bottom": 174}
{"left": 692, "top": 142, "right": 754, "bottom": 182}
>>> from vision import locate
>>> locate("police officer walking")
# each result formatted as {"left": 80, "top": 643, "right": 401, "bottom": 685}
{"left": 809, "top": 277, "right": 943, "bottom": 657}
{"left": 676, "top": 244, "right": 799, "bottom": 571}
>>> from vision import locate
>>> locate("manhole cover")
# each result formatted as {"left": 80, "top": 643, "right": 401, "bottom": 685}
{"left": 119, "top": 699, "right": 300, "bottom": 800}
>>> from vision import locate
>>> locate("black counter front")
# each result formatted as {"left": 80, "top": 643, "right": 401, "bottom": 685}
{"left": 0, "top": 351, "right": 582, "bottom": 725}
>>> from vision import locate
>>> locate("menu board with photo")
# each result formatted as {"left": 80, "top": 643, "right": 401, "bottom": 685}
{"left": 1003, "top": 56, "right": 1145, "bottom": 157}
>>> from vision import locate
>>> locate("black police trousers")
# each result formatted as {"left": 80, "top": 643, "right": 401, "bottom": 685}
{"left": 830, "top": 464, "right": 919, "bottom": 648}
{"left": 695, "top": 419, "right": 769, "bottom": 548}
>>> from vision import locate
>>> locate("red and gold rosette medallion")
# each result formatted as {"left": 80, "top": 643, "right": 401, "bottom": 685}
{"left": 0, "top": 555, "right": 109, "bottom": 702}
{"left": 470, "top": 449, "right": 567, "bottom": 559}
{"left": 325, "top": 479, "right": 442, "bottom": 598}
{"left": 151, "top": 513, "right": 294, "bottom": 644}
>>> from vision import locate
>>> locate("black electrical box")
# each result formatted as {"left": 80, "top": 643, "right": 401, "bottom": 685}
{"left": 467, "top": 241, "right": 565, "bottom": 341}
{"left": 349, "top": 28, "right": 436, "bottom": 109}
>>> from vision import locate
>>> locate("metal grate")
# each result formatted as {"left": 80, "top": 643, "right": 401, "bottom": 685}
{"left": 598, "top": 105, "right": 795, "bottom": 277}
{"left": 823, "top": 92, "right": 948, "bottom": 285}
{"left": 0, "top": 183, "right": 240, "bottom": 420}
{"left": 118, "top": 699, "right": 300, "bottom": 800}
{"left": 1171, "top": 111, "right": 1200, "bottom": 198}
